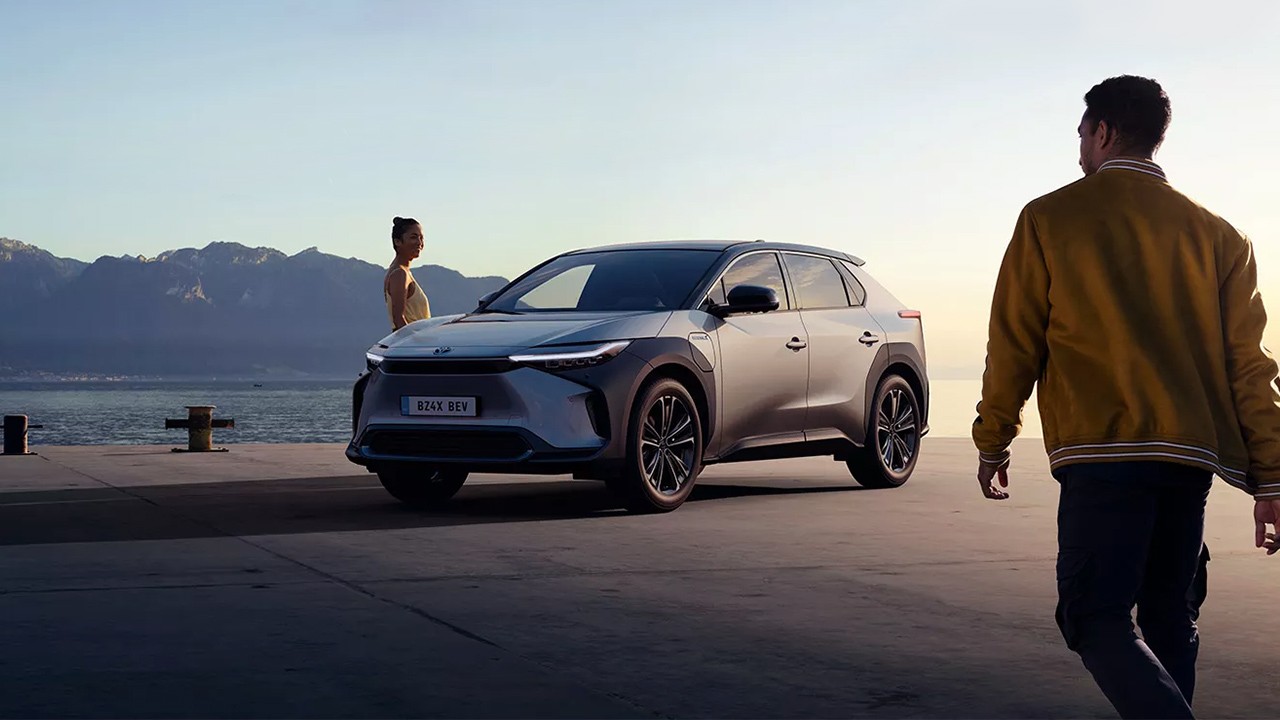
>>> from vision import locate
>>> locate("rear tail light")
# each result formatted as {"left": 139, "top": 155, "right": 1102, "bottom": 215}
{"left": 898, "top": 309, "right": 922, "bottom": 319}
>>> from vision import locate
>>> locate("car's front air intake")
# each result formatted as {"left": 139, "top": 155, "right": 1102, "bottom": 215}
{"left": 366, "top": 429, "right": 532, "bottom": 461}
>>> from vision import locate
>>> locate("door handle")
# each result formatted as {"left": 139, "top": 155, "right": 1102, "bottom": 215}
{"left": 859, "top": 332, "right": 881, "bottom": 346}
{"left": 786, "top": 337, "right": 807, "bottom": 350}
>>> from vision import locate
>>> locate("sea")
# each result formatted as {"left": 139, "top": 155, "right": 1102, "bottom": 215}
{"left": 0, "top": 378, "right": 1042, "bottom": 447}
{"left": 0, "top": 380, "right": 355, "bottom": 446}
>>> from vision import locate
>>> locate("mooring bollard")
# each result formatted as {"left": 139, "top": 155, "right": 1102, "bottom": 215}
{"left": 165, "top": 405, "right": 234, "bottom": 453}
{"left": 2, "top": 414, "right": 43, "bottom": 456}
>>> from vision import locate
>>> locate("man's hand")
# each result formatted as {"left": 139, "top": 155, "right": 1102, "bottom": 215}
{"left": 977, "top": 462, "right": 1010, "bottom": 500}
{"left": 1255, "top": 499, "right": 1280, "bottom": 555}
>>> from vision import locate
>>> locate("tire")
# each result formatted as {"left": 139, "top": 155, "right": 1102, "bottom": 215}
{"left": 846, "top": 374, "right": 920, "bottom": 488}
{"left": 609, "top": 377, "right": 704, "bottom": 513}
{"left": 376, "top": 464, "right": 469, "bottom": 509}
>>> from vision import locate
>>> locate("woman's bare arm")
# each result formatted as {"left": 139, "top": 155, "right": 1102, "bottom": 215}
{"left": 387, "top": 267, "right": 410, "bottom": 329}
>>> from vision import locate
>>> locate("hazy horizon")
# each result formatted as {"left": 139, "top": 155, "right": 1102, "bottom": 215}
{"left": 3, "top": 0, "right": 1278, "bottom": 373}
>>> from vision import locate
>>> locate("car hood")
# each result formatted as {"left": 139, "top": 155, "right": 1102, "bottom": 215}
{"left": 377, "top": 311, "right": 672, "bottom": 358}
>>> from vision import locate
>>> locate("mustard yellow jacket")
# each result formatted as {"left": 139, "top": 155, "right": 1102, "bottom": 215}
{"left": 973, "top": 157, "right": 1280, "bottom": 499}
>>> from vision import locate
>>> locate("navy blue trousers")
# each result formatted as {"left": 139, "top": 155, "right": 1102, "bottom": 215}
{"left": 1053, "top": 461, "right": 1212, "bottom": 719}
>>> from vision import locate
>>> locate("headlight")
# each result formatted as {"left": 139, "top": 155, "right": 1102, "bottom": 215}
{"left": 365, "top": 350, "right": 385, "bottom": 371}
{"left": 509, "top": 341, "right": 631, "bottom": 370}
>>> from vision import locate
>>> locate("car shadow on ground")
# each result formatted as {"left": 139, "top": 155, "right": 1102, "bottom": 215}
{"left": 0, "top": 475, "right": 869, "bottom": 546}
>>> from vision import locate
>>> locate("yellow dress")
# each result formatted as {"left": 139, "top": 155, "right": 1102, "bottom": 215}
{"left": 385, "top": 268, "right": 431, "bottom": 328}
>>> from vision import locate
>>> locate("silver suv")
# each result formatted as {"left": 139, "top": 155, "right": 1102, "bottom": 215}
{"left": 350, "top": 240, "right": 928, "bottom": 513}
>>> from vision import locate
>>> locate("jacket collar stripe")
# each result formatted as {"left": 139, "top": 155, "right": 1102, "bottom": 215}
{"left": 1098, "top": 158, "right": 1167, "bottom": 180}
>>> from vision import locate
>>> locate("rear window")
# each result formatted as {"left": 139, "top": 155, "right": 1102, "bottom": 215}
{"left": 836, "top": 260, "right": 868, "bottom": 305}
{"left": 783, "top": 253, "right": 849, "bottom": 309}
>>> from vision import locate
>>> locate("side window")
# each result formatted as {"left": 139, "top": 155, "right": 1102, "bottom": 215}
{"left": 707, "top": 278, "right": 727, "bottom": 306}
{"left": 782, "top": 253, "right": 849, "bottom": 309}
{"left": 719, "top": 253, "right": 790, "bottom": 310}
{"left": 836, "top": 260, "right": 867, "bottom": 306}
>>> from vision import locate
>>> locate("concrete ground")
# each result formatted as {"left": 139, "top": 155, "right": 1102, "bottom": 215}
{"left": 0, "top": 438, "right": 1272, "bottom": 719}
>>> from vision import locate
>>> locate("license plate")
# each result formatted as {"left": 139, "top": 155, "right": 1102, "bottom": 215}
{"left": 402, "top": 396, "right": 478, "bottom": 417}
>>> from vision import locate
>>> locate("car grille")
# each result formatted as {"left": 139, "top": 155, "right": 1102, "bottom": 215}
{"left": 365, "top": 430, "right": 532, "bottom": 461}
{"left": 379, "top": 358, "right": 514, "bottom": 375}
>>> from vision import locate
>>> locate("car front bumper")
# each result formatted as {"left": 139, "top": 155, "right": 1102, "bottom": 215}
{"left": 346, "top": 351, "right": 650, "bottom": 475}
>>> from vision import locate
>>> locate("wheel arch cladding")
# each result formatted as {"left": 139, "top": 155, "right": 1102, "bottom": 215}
{"left": 862, "top": 343, "right": 929, "bottom": 438}
{"left": 645, "top": 362, "right": 712, "bottom": 443}
{"left": 887, "top": 361, "right": 926, "bottom": 408}
{"left": 623, "top": 338, "right": 716, "bottom": 446}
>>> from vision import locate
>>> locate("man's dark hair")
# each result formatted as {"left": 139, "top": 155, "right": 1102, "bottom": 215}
{"left": 1083, "top": 75, "right": 1171, "bottom": 155}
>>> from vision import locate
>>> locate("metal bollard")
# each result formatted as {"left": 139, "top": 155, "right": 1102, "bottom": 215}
{"left": 2, "top": 414, "right": 42, "bottom": 456}
{"left": 165, "top": 405, "right": 234, "bottom": 452}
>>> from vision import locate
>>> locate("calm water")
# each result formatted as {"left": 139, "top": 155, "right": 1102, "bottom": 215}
{"left": 0, "top": 380, "right": 354, "bottom": 446}
{"left": 927, "top": 378, "right": 1044, "bottom": 439}
{"left": 0, "top": 378, "right": 1041, "bottom": 446}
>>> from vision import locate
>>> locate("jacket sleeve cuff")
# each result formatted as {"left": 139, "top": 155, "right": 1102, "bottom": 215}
{"left": 978, "top": 449, "right": 1011, "bottom": 468}
{"left": 1255, "top": 482, "right": 1280, "bottom": 500}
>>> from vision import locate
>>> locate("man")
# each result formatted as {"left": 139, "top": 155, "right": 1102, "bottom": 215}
{"left": 972, "top": 74, "right": 1280, "bottom": 719}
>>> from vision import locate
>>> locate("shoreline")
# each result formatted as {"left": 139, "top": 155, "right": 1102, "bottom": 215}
{"left": 0, "top": 376, "right": 360, "bottom": 384}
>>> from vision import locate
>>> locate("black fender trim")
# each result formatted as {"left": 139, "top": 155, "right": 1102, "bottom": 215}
{"left": 619, "top": 337, "right": 719, "bottom": 452}
{"left": 861, "top": 342, "right": 930, "bottom": 444}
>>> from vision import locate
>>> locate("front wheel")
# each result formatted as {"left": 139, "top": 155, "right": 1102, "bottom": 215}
{"left": 609, "top": 378, "right": 704, "bottom": 513}
{"left": 846, "top": 374, "right": 920, "bottom": 488}
{"left": 377, "top": 464, "right": 469, "bottom": 509}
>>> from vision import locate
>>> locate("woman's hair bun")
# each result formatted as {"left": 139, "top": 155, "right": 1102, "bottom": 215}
{"left": 391, "top": 215, "right": 419, "bottom": 242}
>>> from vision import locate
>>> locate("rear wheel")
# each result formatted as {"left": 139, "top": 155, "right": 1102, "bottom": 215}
{"left": 609, "top": 378, "right": 703, "bottom": 513}
{"left": 846, "top": 374, "right": 920, "bottom": 488}
{"left": 376, "top": 464, "right": 469, "bottom": 509}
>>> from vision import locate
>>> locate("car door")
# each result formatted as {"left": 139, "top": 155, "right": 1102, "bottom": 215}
{"left": 706, "top": 251, "right": 810, "bottom": 456}
{"left": 780, "top": 251, "right": 886, "bottom": 445}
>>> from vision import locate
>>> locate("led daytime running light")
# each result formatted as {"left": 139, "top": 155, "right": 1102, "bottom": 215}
{"left": 509, "top": 341, "right": 631, "bottom": 369}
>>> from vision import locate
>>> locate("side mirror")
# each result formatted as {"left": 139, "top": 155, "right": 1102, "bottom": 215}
{"left": 476, "top": 290, "right": 499, "bottom": 310}
{"left": 712, "top": 284, "right": 779, "bottom": 316}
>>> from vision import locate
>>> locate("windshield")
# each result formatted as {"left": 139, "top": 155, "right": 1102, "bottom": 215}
{"left": 482, "top": 249, "right": 721, "bottom": 313}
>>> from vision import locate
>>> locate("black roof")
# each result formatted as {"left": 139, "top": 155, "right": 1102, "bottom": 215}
{"left": 563, "top": 239, "right": 865, "bottom": 265}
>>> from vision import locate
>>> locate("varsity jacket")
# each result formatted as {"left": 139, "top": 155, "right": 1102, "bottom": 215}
{"left": 973, "top": 157, "right": 1280, "bottom": 499}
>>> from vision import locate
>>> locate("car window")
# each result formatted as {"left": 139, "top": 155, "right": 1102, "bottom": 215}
{"left": 517, "top": 264, "right": 592, "bottom": 309}
{"left": 707, "top": 278, "right": 727, "bottom": 306}
{"left": 836, "top": 260, "right": 867, "bottom": 306}
{"left": 718, "top": 253, "right": 790, "bottom": 310}
{"left": 782, "top": 253, "right": 849, "bottom": 309}
{"left": 484, "top": 249, "right": 721, "bottom": 313}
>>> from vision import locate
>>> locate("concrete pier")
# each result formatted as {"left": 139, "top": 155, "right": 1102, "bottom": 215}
{"left": 0, "top": 438, "right": 1270, "bottom": 718}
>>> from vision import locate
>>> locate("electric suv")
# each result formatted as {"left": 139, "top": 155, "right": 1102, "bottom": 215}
{"left": 349, "top": 240, "right": 928, "bottom": 513}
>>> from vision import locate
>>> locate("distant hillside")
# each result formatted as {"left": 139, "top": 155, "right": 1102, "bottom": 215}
{"left": 0, "top": 239, "right": 509, "bottom": 378}
{"left": 0, "top": 238, "right": 88, "bottom": 311}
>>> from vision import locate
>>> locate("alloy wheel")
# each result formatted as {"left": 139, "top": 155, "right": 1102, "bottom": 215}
{"left": 639, "top": 395, "right": 697, "bottom": 496}
{"left": 876, "top": 387, "right": 918, "bottom": 474}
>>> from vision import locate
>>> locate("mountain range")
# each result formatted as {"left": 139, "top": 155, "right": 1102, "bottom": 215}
{"left": 0, "top": 238, "right": 509, "bottom": 379}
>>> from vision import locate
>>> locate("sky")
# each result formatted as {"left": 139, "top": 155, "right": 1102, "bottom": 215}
{"left": 2, "top": 0, "right": 1277, "bottom": 376}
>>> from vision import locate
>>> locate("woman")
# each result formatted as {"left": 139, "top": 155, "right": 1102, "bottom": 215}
{"left": 385, "top": 216, "right": 432, "bottom": 330}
